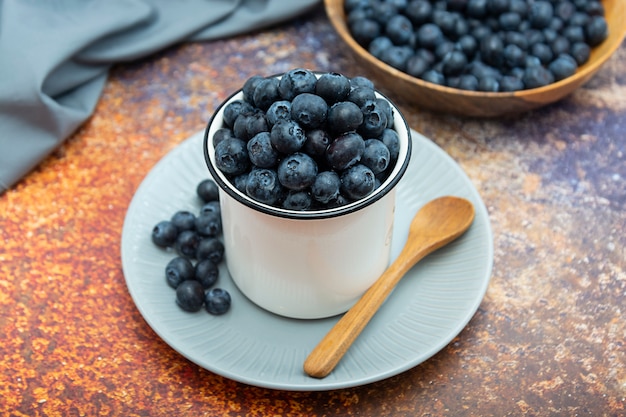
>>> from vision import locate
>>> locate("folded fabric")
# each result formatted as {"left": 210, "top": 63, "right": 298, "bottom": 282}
{"left": 0, "top": 0, "right": 320, "bottom": 194}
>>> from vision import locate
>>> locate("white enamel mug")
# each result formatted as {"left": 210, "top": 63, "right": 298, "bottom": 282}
{"left": 203, "top": 75, "right": 411, "bottom": 319}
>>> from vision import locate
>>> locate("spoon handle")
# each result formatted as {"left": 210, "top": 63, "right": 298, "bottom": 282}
{"left": 303, "top": 244, "right": 428, "bottom": 379}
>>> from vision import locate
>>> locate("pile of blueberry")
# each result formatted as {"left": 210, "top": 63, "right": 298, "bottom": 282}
{"left": 346, "top": 0, "right": 609, "bottom": 91}
{"left": 150, "top": 179, "right": 231, "bottom": 315}
{"left": 211, "top": 68, "right": 401, "bottom": 210}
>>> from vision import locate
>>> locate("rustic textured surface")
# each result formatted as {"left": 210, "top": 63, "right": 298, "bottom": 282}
{"left": 1, "top": 5, "right": 625, "bottom": 416}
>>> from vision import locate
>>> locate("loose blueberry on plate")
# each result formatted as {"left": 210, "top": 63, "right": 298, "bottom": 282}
{"left": 176, "top": 280, "right": 206, "bottom": 312}
{"left": 151, "top": 220, "right": 178, "bottom": 247}
{"left": 165, "top": 256, "right": 195, "bottom": 289}
{"left": 205, "top": 288, "right": 232, "bottom": 315}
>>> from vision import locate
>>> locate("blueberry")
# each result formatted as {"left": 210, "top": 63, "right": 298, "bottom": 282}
{"left": 457, "top": 34, "right": 478, "bottom": 59}
{"left": 278, "top": 68, "right": 318, "bottom": 101}
{"left": 196, "top": 179, "right": 219, "bottom": 203}
{"left": 499, "top": 12, "right": 521, "bottom": 31}
{"left": 585, "top": 16, "right": 608, "bottom": 47}
{"left": 175, "top": 230, "right": 201, "bottom": 259}
{"left": 340, "top": 164, "right": 376, "bottom": 200}
{"left": 199, "top": 201, "right": 220, "bottom": 216}
{"left": 487, "top": 0, "right": 509, "bottom": 15}
{"left": 196, "top": 237, "right": 225, "bottom": 264}
{"left": 222, "top": 100, "right": 254, "bottom": 128}
{"left": 405, "top": 0, "right": 433, "bottom": 24}
{"left": 232, "top": 173, "right": 249, "bottom": 194}
{"left": 277, "top": 152, "right": 318, "bottom": 191}
{"left": 212, "top": 127, "right": 236, "bottom": 148}
{"left": 421, "top": 69, "right": 445, "bottom": 85}
{"left": 375, "top": 98, "right": 394, "bottom": 128}
{"left": 233, "top": 111, "right": 268, "bottom": 141}
{"left": 406, "top": 54, "right": 430, "bottom": 77}
{"left": 570, "top": 41, "right": 591, "bottom": 65}
{"left": 350, "top": 18, "right": 382, "bottom": 47}
{"left": 205, "top": 288, "right": 231, "bottom": 315}
{"left": 151, "top": 220, "right": 178, "bottom": 247}
{"left": 245, "top": 168, "right": 282, "bottom": 204}
{"left": 381, "top": 46, "right": 414, "bottom": 72}
{"left": 467, "top": 0, "right": 488, "bottom": 18}
{"left": 247, "top": 131, "right": 279, "bottom": 168}
{"left": 214, "top": 138, "right": 249, "bottom": 176}
{"left": 194, "top": 211, "right": 222, "bottom": 237}
{"left": 349, "top": 76, "right": 375, "bottom": 90}
{"left": 316, "top": 72, "right": 351, "bottom": 104}
{"left": 503, "top": 44, "right": 526, "bottom": 68}
{"left": 480, "top": 34, "right": 504, "bottom": 68}
{"left": 442, "top": 50, "right": 468, "bottom": 76}
{"left": 348, "top": 86, "right": 377, "bottom": 108}
{"left": 434, "top": 41, "right": 456, "bottom": 61}
{"left": 359, "top": 100, "right": 388, "bottom": 138}
{"left": 266, "top": 100, "right": 291, "bottom": 126}
{"left": 458, "top": 74, "right": 479, "bottom": 91}
{"left": 549, "top": 54, "right": 577, "bottom": 81}
{"left": 369, "top": 36, "right": 395, "bottom": 60}
{"left": 499, "top": 75, "right": 524, "bottom": 91}
{"left": 327, "top": 101, "right": 364, "bottom": 135}
{"left": 195, "top": 259, "right": 219, "bottom": 289}
{"left": 242, "top": 75, "right": 264, "bottom": 104}
{"left": 529, "top": 1, "right": 554, "bottom": 29}
{"left": 372, "top": 1, "right": 400, "bottom": 25}
{"left": 303, "top": 129, "right": 332, "bottom": 158}
{"left": 362, "top": 139, "right": 390, "bottom": 174}
{"left": 416, "top": 23, "right": 444, "bottom": 49}
{"left": 270, "top": 119, "right": 307, "bottom": 154}
{"left": 252, "top": 77, "right": 280, "bottom": 111}
{"left": 478, "top": 76, "right": 500, "bottom": 92}
{"left": 282, "top": 190, "right": 313, "bottom": 210}
{"left": 505, "top": 31, "right": 528, "bottom": 51}
{"left": 326, "top": 132, "right": 365, "bottom": 171}
{"left": 551, "top": 36, "right": 571, "bottom": 56}
{"left": 523, "top": 65, "right": 555, "bottom": 89}
{"left": 165, "top": 257, "right": 194, "bottom": 289}
{"left": 176, "top": 280, "right": 205, "bottom": 312}
{"left": 563, "top": 25, "right": 585, "bottom": 44}
{"left": 531, "top": 42, "right": 553, "bottom": 65}
{"left": 291, "top": 93, "right": 328, "bottom": 130}
{"left": 170, "top": 210, "right": 196, "bottom": 232}
{"left": 311, "top": 171, "right": 341, "bottom": 204}
{"left": 385, "top": 14, "right": 414, "bottom": 45}
{"left": 380, "top": 128, "right": 400, "bottom": 161}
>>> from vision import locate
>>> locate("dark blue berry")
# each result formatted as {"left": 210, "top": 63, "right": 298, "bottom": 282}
{"left": 499, "top": 75, "right": 524, "bottom": 91}
{"left": 194, "top": 212, "right": 222, "bottom": 237}
{"left": 278, "top": 68, "right": 318, "bottom": 101}
{"left": 369, "top": 36, "right": 394, "bottom": 60}
{"left": 570, "top": 42, "right": 591, "bottom": 65}
{"left": 214, "top": 138, "right": 249, "bottom": 176}
{"left": 349, "top": 76, "right": 375, "bottom": 90}
{"left": 421, "top": 69, "right": 445, "bottom": 85}
{"left": 442, "top": 50, "right": 468, "bottom": 76}
{"left": 585, "top": 16, "right": 608, "bottom": 47}
{"left": 380, "top": 129, "right": 400, "bottom": 161}
{"left": 266, "top": 100, "right": 292, "bottom": 126}
{"left": 252, "top": 77, "right": 280, "bottom": 111}
{"left": 523, "top": 65, "right": 555, "bottom": 89}
{"left": 291, "top": 93, "right": 328, "bottom": 130}
{"left": 171, "top": 211, "right": 196, "bottom": 232}
{"left": 270, "top": 119, "right": 307, "bottom": 154}
{"left": 282, "top": 190, "right": 313, "bottom": 210}
{"left": 212, "top": 127, "right": 236, "bottom": 148}
{"left": 242, "top": 75, "right": 264, "bottom": 104}
{"left": 223, "top": 100, "right": 254, "bottom": 128}
{"left": 316, "top": 72, "right": 351, "bottom": 104}
{"left": 303, "top": 129, "right": 332, "bottom": 158}
{"left": 176, "top": 280, "right": 205, "bottom": 312}
{"left": 247, "top": 132, "right": 279, "bottom": 168}
{"left": 340, "top": 164, "right": 376, "bottom": 200}
{"left": 326, "top": 132, "right": 365, "bottom": 171}
{"left": 549, "top": 54, "right": 577, "bottom": 81}
{"left": 405, "top": 0, "right": 433, "bottom": 24}
{"left": 245, "top": 168, "right": 282, "bottom": 204}
{"left": 416, "top": 23, "right": 444, "bottom": 49}
{"left": 529, "top": 1, "right": 554, "bottom": 29}
{"left": 311, "top": 171, "right": 341, "bottom": 204}
{"left": 327, "top": 101, "right": 364, "bottom": 135}
{"left": 195, "top": 259, "right": 219, "bottom": 289}
{"left": 196, "top": 237, "right": 224, "bottom": 264}
{"left": 350, "top": 18, "right": 381, "bottom": 47}
{"left": 381, "top": 46, "right": 414, "bottom": 72}
{"left": 386, "top": 14, "right": 414, "bottom": 45}
{"left": 175, "top": 230, "right": 201, "bottom": 259}
{"left": 165, "top": 257, "right": 194, "bottom": 289}
{"left": 199, "top": 201, "right": 220, "bottom": 216}
{"left": 277, "top": 152, "right": 318, "bottom": 191}
{"left": 233, "top": 111, "right": 268, "bottom": 141}
{"left": 205, "top": 288, "right": 231, "bottom": 315}
{"left": 458, "top": 74, "right": 479, "bottom": 91}
{"left": 196, "top": 179, "right": 219, "bottom": 203}
{"left": 362, "top": 139, "right": 390, "bottom": 174}
{"left": 152, "top": 220, "right": 178, "bottom": 247}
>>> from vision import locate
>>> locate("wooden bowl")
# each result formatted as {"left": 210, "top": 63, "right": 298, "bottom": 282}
{"left": 325, "top": 0, "right": 626, "bottom": 117}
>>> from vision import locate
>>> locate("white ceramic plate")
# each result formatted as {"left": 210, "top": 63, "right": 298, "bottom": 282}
{"left": 121, "top": 130, "right": 493, "bottom": 391}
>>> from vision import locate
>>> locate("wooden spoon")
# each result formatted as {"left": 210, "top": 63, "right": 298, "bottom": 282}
{"left": 303, "top": 196, "right": 475, "bottom": 378}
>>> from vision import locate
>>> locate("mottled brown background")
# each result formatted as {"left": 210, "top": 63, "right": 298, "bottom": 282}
{"left": 1, "top": 5, "right": 625, "bottom": 416}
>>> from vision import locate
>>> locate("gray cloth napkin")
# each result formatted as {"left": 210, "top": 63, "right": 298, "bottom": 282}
{"left": 0, "top": 0, "right": 320, "bottom": 193}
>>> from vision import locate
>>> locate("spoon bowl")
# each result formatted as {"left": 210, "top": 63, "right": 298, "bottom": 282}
{"left": 303, "top": 196, "right": 475, "bottom": 378}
